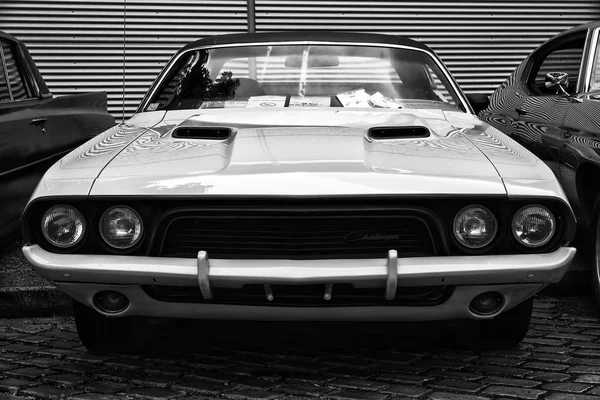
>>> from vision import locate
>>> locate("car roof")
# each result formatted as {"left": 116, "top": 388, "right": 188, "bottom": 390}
{"left": 181, "top": 31, "right": 430, "bottom": 52}
{"left": 543, "top": 21, "right": 600, "bottom": 43}
{"left": 563, "top": 21, "right": 600, "bottom": 32}
{"left": 0, "top": 30, "right": 22, "bottom": 46}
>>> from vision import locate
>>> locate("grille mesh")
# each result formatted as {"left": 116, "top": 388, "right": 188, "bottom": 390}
{"left": 158, "top": 212, "right": 438, "bottom": 259}
{"left": 143, "top": 284, "right": 452, "bottom": 306}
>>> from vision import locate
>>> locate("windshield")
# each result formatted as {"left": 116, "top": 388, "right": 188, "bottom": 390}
{"left": 145, "top": 44, "right": 465, "bottom": 112}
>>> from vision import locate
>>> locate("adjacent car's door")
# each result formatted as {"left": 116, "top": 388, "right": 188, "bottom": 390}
{"left": 0, "top": 37, "right": 53, "bottom": 239}
{"left": 0, "top": 32, "right": 115, "bottom": 241}
{"left": 491, "top": 31, "right": 586, "bottom": 178}
{"left": 560, "top": 27, "right": 600, "bottom": 189}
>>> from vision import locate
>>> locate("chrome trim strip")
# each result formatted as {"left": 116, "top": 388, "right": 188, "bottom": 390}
{"left": 0, "top": 147, "right": 71, "bottom": 179}
{"left": 17, "top": 45, "right": 42, "bottom": 99}
{"left": 0, "top": 43, "right": 13, "bottom": 101}
{"left": 138, "top": 40, "right": 472, "bottom": 115}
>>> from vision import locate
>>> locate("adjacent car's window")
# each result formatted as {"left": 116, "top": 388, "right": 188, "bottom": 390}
{"left": 146, "top": 44, "right": 464, "bottom": 112}
{"left": 589, "top": 36, "right": 600, "bottom": 92}
{"left": 0, "top": 41, "right": 34, "bottom": 103}
{"left": 0, "top": 47, "right": 8, "bottom": 103}
{"left": 528, "top": 33, "right": 585, "bottom": 95}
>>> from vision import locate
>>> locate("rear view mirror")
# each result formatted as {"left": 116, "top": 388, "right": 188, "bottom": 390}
{"left": 284, "top": 55, "right": 340, "bottom": 68}
{"left": 545, "top": 72, "right": 570, "bottom": 95}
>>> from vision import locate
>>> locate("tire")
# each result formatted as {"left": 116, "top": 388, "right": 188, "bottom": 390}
{"left": 454, "top": 297, "right": 534, "bottom": 349}
{"left": 479, "top": 296, "right": 534, "bottom": 348}
{"left": 73, "top": 300, "right": 151, "bottom": 354}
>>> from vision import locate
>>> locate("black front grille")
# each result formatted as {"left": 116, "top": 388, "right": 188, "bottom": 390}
{"left": 156, "top": 208, "right": 441, "bottom": 259}
{"left": 143, "top": 284, "right": 453, "bottom": 307}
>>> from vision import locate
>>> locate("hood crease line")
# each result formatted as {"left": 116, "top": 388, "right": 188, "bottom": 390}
{"left": 87, "top": 113, "right": 168, "bottom": 197}
{"left": 458, "top": 129, "right": 508, "bottom": 196}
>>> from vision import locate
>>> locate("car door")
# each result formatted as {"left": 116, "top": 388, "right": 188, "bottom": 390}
{"left": 0, "top": 39, "right": 52, "bottom": 175}
{"left": 551, "top": 27, "right": 600, "bottom": 217}
{"left": 502, "top": 31, "right": 587, "bottom": 178}
{"left": 0, "top": 33, "right": 114, "bottom": 240}
{"left": 561, "top": 27, "right": 600, "bottom": 158}
{"left": 0, "top": 37, "right": 54, "bottom": 238}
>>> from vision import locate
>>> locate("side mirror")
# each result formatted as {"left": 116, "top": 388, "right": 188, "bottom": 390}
{"left": 545, "top": 72, "right": 570, "bottom": 95}
{"left": 466, "top": 93, "right": 490, "bottom": 115}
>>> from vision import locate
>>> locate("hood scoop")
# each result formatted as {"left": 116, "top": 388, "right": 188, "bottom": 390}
{"left": 172, "top": 126, "right": 233, "bottom": 140}
{"left": 368, "top": 126, "right": 430, "bottom": 140}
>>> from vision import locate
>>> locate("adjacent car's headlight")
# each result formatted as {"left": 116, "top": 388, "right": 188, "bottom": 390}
{"left": 453, "top": 205, "right": 497, "bottom": 249}
{"left": 99, "top": 206, "right": 143, "bottom": 249}
{"left": 41, "top": 205, "right": 86, "bottom": 248}
{"left": 512, "top": 205, "right": 556, "bottom": 248}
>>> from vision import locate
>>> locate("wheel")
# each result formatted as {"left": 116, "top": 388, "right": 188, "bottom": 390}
{"left": 73, "top": 300, "right": 151, "bottom": 354}
{"left": 454, "top": 297, "right": 534, "bottom": 349}
{"left": 478, "top": 296, "right": 534, "bottom": 347}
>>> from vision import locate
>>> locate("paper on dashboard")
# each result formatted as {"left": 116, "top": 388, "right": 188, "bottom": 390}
{"left": 368, "top": 92, "right": 401, "bottom": 108}
{"left": 336, "top": 89, "right": 371, "bottom": 108}
{"left": 289, "top": 96, "right": 330, "bottom": 107}
{"left": 200, "top": 101, "right": 248, "bottom": 109}
{"left": 246, "top": 96, "right": 286, "bottom": 108}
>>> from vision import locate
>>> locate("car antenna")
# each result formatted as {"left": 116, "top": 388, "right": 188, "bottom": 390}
{"left": 121, "top": 0, "right": 127, "bottom": 124}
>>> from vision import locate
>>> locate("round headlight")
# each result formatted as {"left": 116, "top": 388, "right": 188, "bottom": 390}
{"left": 99, "top": 206, "right": 143, "bottom": 249}
{"left": 453, "top": 205, "right": 497, "bottom": 249}
{"left": 512, "top": 205, "right": 556, "bottom": 248}
{"left": 41, "top": 205, "right": 86, "bottom": 248}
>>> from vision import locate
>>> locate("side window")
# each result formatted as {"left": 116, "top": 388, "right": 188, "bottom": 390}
{"left": 528, "top": 34, "right": 585, "bottom": 95}
{"left": 589, "top": 37, "right": 600, "bottom": 91}
{"left": 0, "top": 48, "right": 8, "bottom": 102}
{"left": 149, "top": 52, "right": 202, "bottom": 110}
{"left": 425, "top": 66, "right": 456, "bottom": 105}
{"left": 0, "top": 41, "right": 34, "bottom": 103}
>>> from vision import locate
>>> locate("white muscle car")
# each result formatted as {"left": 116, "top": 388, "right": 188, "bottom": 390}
{"left": 21, "top": 31, "right": 577, "bottom": 353}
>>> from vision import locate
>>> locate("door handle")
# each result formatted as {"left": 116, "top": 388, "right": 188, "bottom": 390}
{"left": 515, "top": 108, "right": 527, "bottom": 116}
{"left": 30, "top": 117, "right": 47, "bottom": 125}
{"left": 30, "top": 117, "right": 47, "bottom": 134}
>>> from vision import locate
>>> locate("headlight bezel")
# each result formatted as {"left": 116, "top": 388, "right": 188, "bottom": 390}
{"left": 511, "top": 204, "right": 557, "bottom": 249}
{"left": 452, "top": 204, "right": 499, "bottom": 251}
{"left": 40, "top": 204, "right": 87, "bottom": 249}
{"left": 99, "top": 205, "right": 145, "bottom": 250}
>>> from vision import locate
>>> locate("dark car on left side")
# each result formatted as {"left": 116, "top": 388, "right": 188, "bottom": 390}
{"left": 0, "top": 30, "right": 115, "bottom": 242}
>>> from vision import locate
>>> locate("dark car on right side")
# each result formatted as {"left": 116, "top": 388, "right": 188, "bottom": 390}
{"left": 479, "top": 21, "right": 600, "bottom": 302}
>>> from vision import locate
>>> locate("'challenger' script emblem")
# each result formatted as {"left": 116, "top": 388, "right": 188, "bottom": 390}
{"left": 344, "top": 232, "right": 402, "bottom": 242}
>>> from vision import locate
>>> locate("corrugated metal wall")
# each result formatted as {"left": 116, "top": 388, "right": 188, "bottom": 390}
{"left": 1, "top": 1, "right": 599, "bottom": 119}
{"left": 0, "top": 0, "right": 248, "bottom": 119}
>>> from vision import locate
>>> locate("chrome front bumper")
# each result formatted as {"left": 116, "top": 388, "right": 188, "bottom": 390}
{"left": 23, "top": 245, "right": 576, "bottom": 321}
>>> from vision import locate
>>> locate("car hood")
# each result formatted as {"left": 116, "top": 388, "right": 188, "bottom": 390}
{"left": 88, "top": 108, "right": 509, "bottom": 197}
{"left": 33, "top": 108, "right": 564, "bottom": 200}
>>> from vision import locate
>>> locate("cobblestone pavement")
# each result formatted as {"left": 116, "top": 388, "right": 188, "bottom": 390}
{"left": 0, "top": 295, "right": 600, "bottom": 400}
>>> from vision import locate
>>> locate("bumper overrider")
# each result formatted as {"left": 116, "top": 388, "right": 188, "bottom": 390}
{"left": 23, "top": 244, "right": 576, "bottom": 321}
